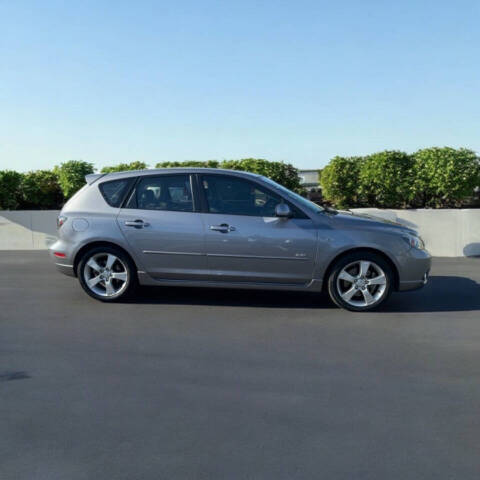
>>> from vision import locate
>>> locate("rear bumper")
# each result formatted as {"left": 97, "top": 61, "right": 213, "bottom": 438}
{"left": 398, "top": 249, "right": 431, "bottom": 292}
{"left": 53, "top": 261, "right": 76, "bottom": 277}
{"left": 49, "top": 240, "right": 76, "bottom": 277}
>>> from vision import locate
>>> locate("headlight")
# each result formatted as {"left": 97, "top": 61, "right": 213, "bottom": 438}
{"left": 403, "top": 233, "right": 425, "bottom": 250}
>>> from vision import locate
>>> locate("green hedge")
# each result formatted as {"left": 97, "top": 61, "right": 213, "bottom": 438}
{"left": 0, "top": 160, "right": 94, "bottom": 210}
{"left": 53, "top": 160, "right": 95, "bottom": 200}
{"left": 0, "top": 158, "right": 302, "bottom": 209}
{"left": 220, "top": 158, "right": 303, "bottom": 192}
{"left": 1, "top": 150, "right": 479, "bottom": 210}
{"left": 411, "top": 147, "right": 480, "bottom": 207}
{"left": 155, "top": 160, "right": 220, "bottom": 168}
{"left": 359, "top": 151, "right": 413, "bottom": 208}
{"left": 320, "top": 156, "right": 363, "bottom": 209}
{"left": 101, "top": 161, "right": 148, "bottom": 173}
{"left": 156, "top": 158, "right": 303, "bottom": 193}
{"left": 0, "top": 170, "right": 23, "bottom": 210}
{"left": 320, "top": 147, "right": 480, "bottom": 209}
{"left": 19, "top": 170, "right": 63, "bottom": 209}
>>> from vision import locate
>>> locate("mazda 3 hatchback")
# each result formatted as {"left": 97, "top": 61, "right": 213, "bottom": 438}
{"left": 49, "top": 168, "right": 431, "bottom": 311}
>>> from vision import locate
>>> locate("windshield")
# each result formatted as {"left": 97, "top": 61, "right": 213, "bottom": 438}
{"left": 261, "top": 177, "right": 324, "bottom": 214}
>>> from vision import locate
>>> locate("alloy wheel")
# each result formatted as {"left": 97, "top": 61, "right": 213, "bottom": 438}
{"left": 83, "top": 253, "right": 129, "bottom": 298}
{"left": 336, "top": 260, "right": 387, "bottom": 308}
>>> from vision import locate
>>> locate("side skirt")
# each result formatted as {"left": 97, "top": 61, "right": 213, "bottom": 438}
{"left": 137, "top": 272, "right": 323, "bottom": 292}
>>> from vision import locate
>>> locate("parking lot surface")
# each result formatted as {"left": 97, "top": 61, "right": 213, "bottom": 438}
{"left": 1, "top": 252, "right": 480, "bottom": 480}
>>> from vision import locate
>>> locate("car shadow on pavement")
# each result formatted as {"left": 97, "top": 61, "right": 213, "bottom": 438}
{"left": 127, "top": 275, "right": 480, "bottom": 313}
{"left": 380, "top": 276, "right": 480, "bottom": 313}
{"left": 129, "top": 285, "right": 331, "bottom": 309}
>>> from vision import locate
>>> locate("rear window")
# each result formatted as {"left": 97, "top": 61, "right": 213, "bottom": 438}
{"left": 99, "top": 178, "right": 135, "bottom": 207}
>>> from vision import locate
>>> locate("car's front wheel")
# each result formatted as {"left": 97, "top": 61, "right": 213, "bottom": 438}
{"left": 327, "top": 252, "right": 393, "bottom": 311}
{"left": 78, "top": 246, "right": 137, "bottom": 302}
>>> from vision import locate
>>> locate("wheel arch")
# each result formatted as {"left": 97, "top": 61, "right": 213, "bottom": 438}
{"left": 322, "top": 247, "right": 400, "bottom": 292}
{"left": 73, "top": 241, "right": 139, "bottom": 277}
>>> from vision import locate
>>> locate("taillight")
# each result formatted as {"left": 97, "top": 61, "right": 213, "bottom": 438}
{"left": 53, "top": 252, "right": 66, "bottom": 258}
{"left": 57, "top": 215, "right": 67, "bottom": 229}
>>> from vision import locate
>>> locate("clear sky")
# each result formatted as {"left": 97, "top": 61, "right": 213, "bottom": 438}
{"left": 1, "top": 0, "right": 479, "bottom": 172}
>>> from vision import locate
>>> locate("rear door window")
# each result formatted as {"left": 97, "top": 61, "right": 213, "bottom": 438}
{"left": 127, "top": 175, "right": 193, "bottom": 212}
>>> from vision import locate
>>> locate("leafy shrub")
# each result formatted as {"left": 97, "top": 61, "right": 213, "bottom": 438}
{"left": 0, "top": 170, "right": 23, "bottom": 210}
{"left": 54, "top": 160, "right": 94, "bottom": 200}
{"left": 220, "top": 158, "right": 303, "bottom": 192}
{"left": 3, "top": 148, "right": 480, "bottom": 210}
{"left": 358, "top": 151, "right": 413, "bottom": 208}
{"left": 317, "top": 168, "right": 323, "bottom": 184}
{"left": 155, "top": 158, "right": 302, "bottom": 192}
{"left": 320, "top": 156, "right": 362, "bottom": 208}
{"left": 410, "top": 147, "right": 480, "bottom": 207}
{"left": 20, "top": 170, "right": 64, "bottom": 209}
{"left": 101, "top": 161, "right": 148, "bottom": 173}
{"left": 155, "top": 160, "right": 220, "bottom": 168}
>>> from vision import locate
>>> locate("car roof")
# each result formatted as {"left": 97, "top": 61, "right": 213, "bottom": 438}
{"left": 95, "top": 168, "right": 262, "bottom": 183}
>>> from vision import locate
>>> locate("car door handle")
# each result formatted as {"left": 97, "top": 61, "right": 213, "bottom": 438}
{"left": 124, "top": 219, "right": 150, "bottom": 228}
{"left": 210, "top": 223, "right": 236, "bottom": 233}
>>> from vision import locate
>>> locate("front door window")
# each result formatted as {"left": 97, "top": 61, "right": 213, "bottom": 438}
{"left": 201, "top": 175, "right": 302, "bottom": 217}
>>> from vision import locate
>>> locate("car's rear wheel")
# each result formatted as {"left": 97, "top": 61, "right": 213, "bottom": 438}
{"left": 327, "top": 252, "right": 393, "bottom": 311}
{"left": 78, "top": 246, "right": 137, "bottom": 302}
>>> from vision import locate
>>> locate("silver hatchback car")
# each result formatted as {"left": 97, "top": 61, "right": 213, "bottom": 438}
{"left": 50, "top": 168, "right": 431, "bottom": 311}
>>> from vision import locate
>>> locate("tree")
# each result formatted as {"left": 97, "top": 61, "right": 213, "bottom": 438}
{"left": 20, "top": 170, "right": 64, "bottom": 209}
{"left": 320, "top": 156, "right": 362, "bottom": 208}
{"left": 155, "top": 160, "right": 220, "bottom": 168}
{"left": 220, "top": 158, "right": 303, "bottom": 192}
{"left": 0, "top": 170, "right": 23, "bottom": 210}
{"left": 410, "top": 147, "right": 480, "bottom": 207}
{"left": 358, "top": 151, "right": 413, "bottom": 208}
{"left": 54, "top": 160, "right": 94, "bottom": 200}
{"left": 101, "top": 161, "right": 148, "bottom": 173}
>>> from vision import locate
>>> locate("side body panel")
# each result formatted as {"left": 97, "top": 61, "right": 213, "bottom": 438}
{"left": 116, "top": 209, "right": 207, "bottom": 280}
{"left": 201, "top": 213, "right": 318, "bottom": 284}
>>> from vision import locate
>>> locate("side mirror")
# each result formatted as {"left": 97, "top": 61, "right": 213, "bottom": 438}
{"left": 275, "top": 203, "right": 292, "bottom": 218}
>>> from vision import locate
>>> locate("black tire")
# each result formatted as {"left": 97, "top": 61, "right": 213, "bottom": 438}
{"left": 327, "top": 251, "right": 394, "bottom": 312}
{"left": 77, "top": 246, "right": 137, "bottom": 302}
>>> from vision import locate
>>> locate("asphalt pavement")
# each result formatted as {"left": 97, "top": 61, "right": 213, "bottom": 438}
{"left": 1, "top": 252, "right": 480, "bottom": 479}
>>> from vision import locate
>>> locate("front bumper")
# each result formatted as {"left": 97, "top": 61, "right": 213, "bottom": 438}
{"left": 397, "top": 248, "right": 431, "bottom": 292}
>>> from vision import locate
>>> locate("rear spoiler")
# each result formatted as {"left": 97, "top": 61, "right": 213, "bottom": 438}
{"left": 85, "top": 173, "right": 106, "bottom": 185}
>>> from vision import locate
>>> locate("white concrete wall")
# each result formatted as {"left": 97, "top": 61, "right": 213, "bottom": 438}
{"left": 0, "top": 209, "right": 479, "bottom": 256}
{"left": 0, "top": 211, "right": 59, "bottom": 250}
{"left": 352, "top": 208, "right": 480, "bottom": 257}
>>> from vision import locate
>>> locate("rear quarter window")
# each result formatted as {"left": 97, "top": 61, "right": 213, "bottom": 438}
{"left": 99, "top": 178, "right": 135, "bottom": 207}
